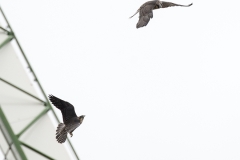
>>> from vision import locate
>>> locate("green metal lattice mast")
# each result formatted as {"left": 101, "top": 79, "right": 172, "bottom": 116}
{"left": 0, "top": 5, "right": 80, "bottom": 160}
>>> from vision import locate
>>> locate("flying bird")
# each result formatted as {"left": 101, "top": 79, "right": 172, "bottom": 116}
{"left": 130, "top": 0, "right": 193, "bottom": 28}
{"left": 49, "top": 94, "right": 85, "bottom": 143}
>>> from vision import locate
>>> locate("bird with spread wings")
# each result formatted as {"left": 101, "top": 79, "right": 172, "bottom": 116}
{"left": 130, "top": 0, "right": 193, "bottom": 28}
{"left": 49, "top": 95, "right": 85, "bottom": 143}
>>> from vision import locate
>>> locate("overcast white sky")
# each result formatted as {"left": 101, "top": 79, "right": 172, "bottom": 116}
{"left": 1, "top": 0, "right": 240, "bottom": 160}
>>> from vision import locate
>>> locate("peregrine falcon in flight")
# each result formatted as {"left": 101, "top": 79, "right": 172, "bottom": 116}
{"left": 130, "top": 0, "right": 193, "bottom": 28}
{"left": 49, "top": 95, "right": 85, "bottom": 143}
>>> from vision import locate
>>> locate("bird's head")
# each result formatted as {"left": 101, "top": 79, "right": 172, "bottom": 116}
{"left": 78, "top": 115, "right": 85, "bottom": 124}
{"left": 156, "top": 0, "right": 163, "bottom": 8}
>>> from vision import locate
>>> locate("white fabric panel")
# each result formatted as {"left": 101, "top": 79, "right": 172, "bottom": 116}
{"left": 0, "top": 28, "right": 73, "bottom": 159}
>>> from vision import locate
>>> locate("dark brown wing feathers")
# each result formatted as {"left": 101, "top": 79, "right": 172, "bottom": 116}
{"left": 48, "top": 94, "right": 78, "bottom": 124}
{"left": 161, "top": 1, "right": 193, "bottom": 8}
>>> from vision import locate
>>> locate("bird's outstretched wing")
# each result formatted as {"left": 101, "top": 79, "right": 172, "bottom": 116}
{"left": 159, "top": 1, "right": 192, "bottom": 8}
{"left": 49, "top": 94, "right": 77, "bottom": 124}
{"left": 136, "top": 1, "right": 157, "bottom": 28}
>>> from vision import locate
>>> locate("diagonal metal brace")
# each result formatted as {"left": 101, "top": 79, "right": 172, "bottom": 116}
{"left": 16, "top": 106, "right": 50, "bottom": 138}
{"left": 20, "top": 141, "right": 55, "bottom": 160}
{"left": 0, "top": 26, "right": 10, "bottom": 34}
{"left": 0, "top": 77, "right": 46, "bottom": 105}
{"left": 0, "top": 106, "right": 28, "bottom": 160}
{"left": 0, "top": 35, "right": 13, "bottom": 49}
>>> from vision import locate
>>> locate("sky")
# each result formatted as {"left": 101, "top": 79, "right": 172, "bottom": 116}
{"left": 1, "top": 0, "right": 240, "bottom": 160}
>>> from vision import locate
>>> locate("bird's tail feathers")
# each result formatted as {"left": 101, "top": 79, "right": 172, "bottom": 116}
{"left": 56, "top": 123, "right": 65, "bottom": 134}
{"left": 56, "top": 123, "right": 68, "bottom": 143}
{"left": 129, "top": 9, "right": 139, "bottom": 18}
